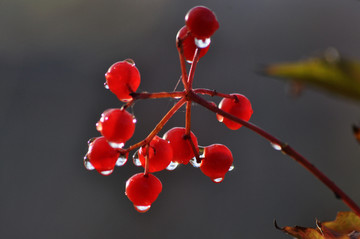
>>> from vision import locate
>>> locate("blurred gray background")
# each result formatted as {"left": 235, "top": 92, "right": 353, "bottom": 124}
{"left": 1, "top": 0, "right": 360, "bottom": 238}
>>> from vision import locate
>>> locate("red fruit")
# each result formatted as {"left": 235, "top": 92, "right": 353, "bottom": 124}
{"left": 125, "top": 173, "right": 162, "bottom": 213}
{"left": 185, "top": 6, "right": 219, "bottom": 39}
{"left": 138, "top": 136, "right": 173, "bottom": 172}
{"left": 85, "top": 137, "right": 120, "bottom": 175}
{"left": 176, "top": 26, "right": 210, "bottom": 63}
{"left": 96, "top": 108, "right": 136, "bottom": 147}
{"left": 200, "top": 144, "right": 233, "bottom": 183}
{"left": 163, "top": 127, "right": 198, "bottom": 165}
{"left": 105, "top": 59, "right": 141, "bottom": 102}
{"left": 217, "top": 94, "right": 253, "bottom": 130}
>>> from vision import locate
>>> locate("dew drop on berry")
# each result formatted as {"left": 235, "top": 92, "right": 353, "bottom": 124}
{"left": 228, "top": 165, "right": 235, "bottom": 172}
{"left": 87, "top": 137, "right": 97, "bottom": 145}
{"left": 166, "top": 161, "right": 179, "bottom": 171}
{"left": 212, "top": 178, "right": 223, "bottom": 183}
{"left": 134, "top": 205, "right": 151, "bottom": 213}
{"left": 194, "top": 37, "right": 211, "bottom": 48}
{"left": 100, "top": 169, "right": 113, "bottom": 176}
{"left": 132, "top": 150, "right": 141, "bottom": 166}
{"left": 109, "top": 142, "right": 125, "bottom": 149}
{"left": 270, "top": 142, "right": 282, "bottom": 151}
{"left": 132, "top": 118, "right": 137, "bottom": 124}
{"left": 104, "top": 82, "right": 109, "bottom": 89}
{"left": 83, "top": 157, "right": 95, "bottom": 170}
{"left": 198, "top": 146, "right": 205, "bottom": 156}
{"left": 124, "top": 58, "right": 135, "bottom": 66}
{"left": 189, "top": 158, "right": 201, "bottom": 168}
{"left": 116, "top": 155, "right": 127, "bottom": 167}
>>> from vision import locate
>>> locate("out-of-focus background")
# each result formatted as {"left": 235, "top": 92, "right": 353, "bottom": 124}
{"left": 1, "top": 0, "right": 360, "bottom": 238}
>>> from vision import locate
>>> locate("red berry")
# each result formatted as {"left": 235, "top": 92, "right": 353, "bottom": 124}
{"left": 96, "top": 108, "right": 136, "bottom": 147}
{"left": 85, "top": 137, "right": 120, "bottom": 175}
{"left": 138, "top": 136, "right": 173, "bottom": 172}
{"left": 185, "top": 6, "right": 219, "bottom": 39}
{"left": 105, "top": 59, "right": 141, "bottom": 102}
{"left": 176, "top": 26, "right": 210, "bottom": 63}
{"left": 200, "top": 144, "right": 233, "bottom": 183}
{"left": 163, "top": 127, "right": 198, "bottom": 165}
{"left": 217, "top": 94, "right": 253, "bottom": 130}
{"left": 125, "top": 173, "right": 162, "bottom": 213}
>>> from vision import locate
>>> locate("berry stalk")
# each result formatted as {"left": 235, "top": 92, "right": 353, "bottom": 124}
{"left": 190, "top": 91, "right": 360, "bottom": 216}
{"left": 126, "top": 97, "right": 186, "bottom": 152}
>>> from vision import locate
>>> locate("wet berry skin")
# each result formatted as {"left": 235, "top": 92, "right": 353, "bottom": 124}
{"left": 185, "top": 6, "right": 219, "bottom": 39}
{"left": 217, "top": 94, "right": 253, "bottom": 130}
{"left": 86, "top": 137, "right": 120, "bottom": 175}
{"left": 200, "top": 144, "right": 233, "bottom": 183}
{"left": 105, "top": 60, "right": 141, "bottom": 102}
{"left": 96, "top": 108, "right": 136, "bottom": 145}
{"left": 176, "top": 25, "right": 210, "bottom": 63}
{"left": 163, "top": 127, "right": 198, "bottom": 165}
{"left": 139, "top": 136, "right": 173, "bottom": 172}
{"left": 125, "top": 173, "right": 162, "bottom": 212}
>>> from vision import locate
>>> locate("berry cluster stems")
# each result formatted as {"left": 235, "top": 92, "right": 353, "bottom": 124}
{"left": 118, "top": 39, "right": 360, "bottom": 217}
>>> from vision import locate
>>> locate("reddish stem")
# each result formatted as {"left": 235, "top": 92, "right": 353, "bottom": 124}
{"left": 144, "top": 144, "right": 150, "bottom": 176}
{"left": 131, "top": 91, "right": 184, "bottom": 100}
{"left": 126, "top": 97, "right": 186, "bottom": 152}
{"left": 193, "top": 88, "right": 238, "bottom": 99}
{"left": 189, "top": 91, "right": 360, "bottom": 216}
{"left": 185, "top": 101, "right": 192, "bottom": 135}
{"left": 187, "top": 48, "right": 200, "bottom": 89}
{"left": 176, "top": 37, "right": 189, "bottom": 91}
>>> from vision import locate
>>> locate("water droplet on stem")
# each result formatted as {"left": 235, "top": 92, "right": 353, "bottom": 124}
{"left": 132, "top": 150, "right": 141, "bottom": 166}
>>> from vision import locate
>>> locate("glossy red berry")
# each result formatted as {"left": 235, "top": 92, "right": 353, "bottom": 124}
{"left": 105, "top": 59, "right": 141, "bottom": 102}
{"left": 96, "top": 108, "right": 136, "bottom": 148}
{"left": 217, "top": 94, "right": 253, "bottom": 130}
{"left": 200, "top": 144, "right": 233, "bottom": 183}
{"left": 163, "top": 127, "right": 198, "bottom": 165}
{"left": 125, "top": 173, "right": 162, "bottom": 213}
{"left": 185, "top": 6, "right": 219, "bottom": 39}
{"left": 138, "top": 136, "right": 173, "bottom": 172}
{"left": 176, "top": 26, "right": 210, "bottom": 63}
{"left": 85, "top": 137, "right": 120, "bottom": 176}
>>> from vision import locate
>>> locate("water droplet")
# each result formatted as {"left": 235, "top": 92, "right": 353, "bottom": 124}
{"left": 100, "top": 170, "right": 113, "bottom": 176}
{"left": 212, "top": 178, "right": 223, "bottom": 183}
{"left": 166, "top": 161, "right": 179, "bottom": 171}
{"left": 228, "top": 165, "right": 234, "bottom": 171}
{"left": 190, "top": 158, "right": 201, "bottom": 168}
{"left": 109, "top": 142, "right": 124, "bottom": 149}
{"left": 83, "top": 157, "right": 95, "bottom": 170}
{"left": 132, "top": 118, "right": 137, "bottom": 124}
{"left": 198, "top": 146, "right": 205, "bottom": 157}
{"left": 270, "top": 143, "right": 282, "bottom": 151}
{"left": 125, "top": 58, "right": 135, "bottom": 66}
{"left": 132, "top": 150, "right": 141, "bottom": 166}
{"left": 96, "top": 122, "right": 102, "bottom": 131}
{"left": 87, "top": 137, "right": 96, "bottom": 145}
{"left": 134, "top": 205, "right": 151, "bottom": 213}
{"left": 104, "top": 82, "right": 109, "bottom": 89}
{"left": 116, "top": 155, "right": 127, "bottom": 166}
{"left": 194, "top": 37, "right": 211, "bottom": 48}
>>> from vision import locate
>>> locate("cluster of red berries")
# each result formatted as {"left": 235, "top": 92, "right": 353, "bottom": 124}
{"left": 84, "top": 6, "right": 253, "bottom": 213}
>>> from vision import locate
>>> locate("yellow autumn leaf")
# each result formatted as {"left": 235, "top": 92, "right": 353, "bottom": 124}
{"left": 264, "top": 48, "right": 360, "bottom": 101}
{"left": 276, "top": 211, "right": 360, "bottom": 239}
